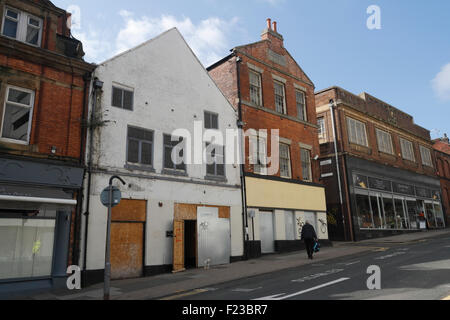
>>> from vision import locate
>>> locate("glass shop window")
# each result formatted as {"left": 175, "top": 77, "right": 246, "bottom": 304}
{"left": 394, "top": 198, "right": 408, "bottom": 230}
{"left": 433, "top": 203, "right": 445, "bottom": 228}
{"left": 406, "top": 200, "right": 418, "bottom": 230}
{"left": 370, "top": 193, "right": 383, "bottom": 229}
{"left": 355, "top": 191, "right": 373, "bottom": 229}
{"left": 424, "top": 202, "right": 436, "bottom": 228}
{"left": 382, "top": 194, "right": 396, "bottom": 229}
{"left": 0, "top": 208, "right": 56, "bottom": 280}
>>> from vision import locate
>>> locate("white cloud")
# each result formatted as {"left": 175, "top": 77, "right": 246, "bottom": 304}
{"left": 73, "top": 28, "right": 113, "bottom": 63}
{"left": 115, "top": 11, "right": 238, "bottom": 66}
{"left": 432, "top": 63, "right": 450, "bottom": 101}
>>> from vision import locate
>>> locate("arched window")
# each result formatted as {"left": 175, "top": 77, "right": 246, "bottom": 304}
{"left": 445, "top": 160, "right": 450, "bottom": 179}
{"left": 437, "top": 158, "right": 444, "bottom": 177}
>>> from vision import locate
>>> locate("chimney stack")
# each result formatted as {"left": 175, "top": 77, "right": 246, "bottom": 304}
{"left": 261, "top": 18, "right": 284, "bottom": 45}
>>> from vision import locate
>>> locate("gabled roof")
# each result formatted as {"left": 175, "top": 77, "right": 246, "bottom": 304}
{"left": 98, "top": 27, "right": 237, "bottom": 113}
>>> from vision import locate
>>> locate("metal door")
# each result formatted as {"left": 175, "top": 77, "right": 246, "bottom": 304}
{"left": 259, "top": 211, "right": 275, "bottom": 254}
{"left": 197, "top": 207, "right": 230, "bottom": 267}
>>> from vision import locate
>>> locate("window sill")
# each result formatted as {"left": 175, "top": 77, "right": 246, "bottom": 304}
{"left": 162, "top": 168, "right": 188, "bottom": 177}
{"left": 124, "top": 163, "right": 156, "bottom": 173}
{"left": 204, "top": 175, "right": 228, "bottom": 183}
{"left": 378, "top": 151, "right": 397, "bottom": 161}
{"left": 349, "top": 143, "right": 372, "bottom": 155}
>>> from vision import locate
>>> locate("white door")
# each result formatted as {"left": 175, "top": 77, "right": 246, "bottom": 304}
{"left": 259, "top": 211, "right": 275, "bottom": 254}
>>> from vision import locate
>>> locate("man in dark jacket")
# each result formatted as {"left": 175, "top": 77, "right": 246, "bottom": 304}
{"left": 301, "top": 221, "right": 318, "bottom": 260}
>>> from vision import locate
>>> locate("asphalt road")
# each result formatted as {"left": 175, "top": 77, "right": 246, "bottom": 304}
{"left": 166, "top": 236, "right": 450, "bottom": 300}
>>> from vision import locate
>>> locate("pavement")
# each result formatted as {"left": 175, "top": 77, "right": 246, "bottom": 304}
{"left": 7, "top": 229, "right": 450, "bottom": 300}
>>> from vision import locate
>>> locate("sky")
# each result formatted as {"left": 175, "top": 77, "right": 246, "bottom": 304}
{"left": 52, "top": 0, "right": 450, "bottom": 139}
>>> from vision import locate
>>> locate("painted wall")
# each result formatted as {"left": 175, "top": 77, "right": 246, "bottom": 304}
{"left": 245, "top": 177, "right": 327, "bottom": 212}
{"left": 80, "top": 28, "right": 243, "bottom": 272}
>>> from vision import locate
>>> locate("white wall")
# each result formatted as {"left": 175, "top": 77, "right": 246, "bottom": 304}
{"left": 81, "top": 28, "right": 243, "bottom": 271}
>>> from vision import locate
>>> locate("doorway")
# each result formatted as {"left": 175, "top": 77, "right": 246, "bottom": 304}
{"left": 184, "top": 220, "right": 197, "bottom": 269}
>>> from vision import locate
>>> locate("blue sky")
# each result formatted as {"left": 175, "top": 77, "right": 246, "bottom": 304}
{"left": 52, "top": 0, "right": 450, "bottom": 138}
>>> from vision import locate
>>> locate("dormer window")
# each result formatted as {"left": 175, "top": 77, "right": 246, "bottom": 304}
{"left": 1, "top": 7, "right": 42, "bottom": 47}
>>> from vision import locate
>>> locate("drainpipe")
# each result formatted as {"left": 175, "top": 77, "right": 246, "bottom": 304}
{"left": 235, "top": 52, "right": 249, "bottom": 260}
{"left": 82, "top": 77, "right": 103, "bottom": 284}
{"left": 73, "top": 71, "right": 92, "bottom": 267}
{"left": 329, "top": 99, "right": 348, "bottom": 241}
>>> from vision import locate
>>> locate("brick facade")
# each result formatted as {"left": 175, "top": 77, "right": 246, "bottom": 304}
{"left": 433, "top": 137, "right": 450, "bottom": 226}
{"left": 208, "top": 20, "right": 321, "bottom": 183}
{"left": 315, "top": 86, "right": 443, "bottom": 241}
{"left": 0, "top": 0, "right": 94, "bottom": 269}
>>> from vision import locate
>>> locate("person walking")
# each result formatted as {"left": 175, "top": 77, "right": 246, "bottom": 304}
{"left": 301, "top": 221, "right": 318, "bottom": 260}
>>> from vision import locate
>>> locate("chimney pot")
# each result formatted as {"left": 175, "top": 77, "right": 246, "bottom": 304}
{"left": 266, "top": 18, "right": 272, "bottom": 30}
{"left": 273, "top": 21, "right": 277, "bottom": 33}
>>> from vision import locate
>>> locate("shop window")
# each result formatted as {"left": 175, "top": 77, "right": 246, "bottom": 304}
{"left": 1, "top": 86, "right": 35, "bottom": 144}
{"left": 0, "top": 209, "right": 56, "bottom": 280}
{"left": 355, "top": 191, "right": 373, "bottom": 229}
{"left": 424, "top": 202, "right": 436, "bottom": 228}
{"left": 1, "top": 7, "right": 43, "bottom": 47}
{"left": 434, "top": 203, "right": 445, "bottom": 228}
{"left": 370, "top": 194, "right": 383, "bottom": 229}
{"left": 382, "top": 195, "right": 396, "bottom": 229}
{"left": 163, "top": 134, "right": 186, "bottom": 171}
{"left": 127, "top": 126, "right": 153, "bottom": 166}
{"left": 394, "top": 198, "right": 408, "bottom": 229}
{"left": 406, "top": 200, "right": 419, "bottom": 229}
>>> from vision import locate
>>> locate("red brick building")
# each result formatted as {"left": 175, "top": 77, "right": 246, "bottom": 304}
{"left": 433, "top": 135, "right": 450, "bottom": 226}
{"left": 0, "top": 0, "right": 94, "bottom": 291}
{"left": 208, "top": 19, "right": 328, "bottom": 258}
{"left": 316, "top": 87, "right": 445, "bottom": 241}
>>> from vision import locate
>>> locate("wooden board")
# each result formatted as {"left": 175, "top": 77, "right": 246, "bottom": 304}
{"left": 110, "top": 222, "right": 144, "bottom": 280}
{"left": 112, "top": 199, "right": 146, "bottom": 222}
{"left": 173, "top": 220, "right": 185, "bottom": 273}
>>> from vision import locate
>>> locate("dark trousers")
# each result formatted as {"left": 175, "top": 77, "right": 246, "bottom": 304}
{"left": 304, "top": 238, "right": 315, "bottom": 258}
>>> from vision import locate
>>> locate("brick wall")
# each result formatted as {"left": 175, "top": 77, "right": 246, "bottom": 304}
{"left": 209, "top": 23, "right": 321, "bottom": 183}
{"left": 315, "top": 87, "right": 438, "bottom": 179}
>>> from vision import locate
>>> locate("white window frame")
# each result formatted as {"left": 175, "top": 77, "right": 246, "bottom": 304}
{"left": 253, "top": 134, "right": 268, "bottom": 175}
{"left": 346, "top": 117, "right": 368, "bottom": 147}
{"left": 318, "top": 117, "right": 326, "bottom": 140}
{"left": 279, "top": 142, "right": 292, "bottom": 179}
{"left": 274, "top": 81, "right": 286, "bottom": 115}
{"left": 300, "top": 148, "right": 312, "bottom": 182}
{"left": 1, "top": 6, "right": 43, "bottom": 47}
{"left": 376, "top": 128, "right": 394, "bottom": 155}
{"left": 249, "top": 70, "right": 262, "bottom": 107}
{"left": 400, "top": 138, "right": 415, "bottom": 162}
{"left": 1, "top": 85, "right": 35, "bottom": 145}
{"left": 295, "top": 89, "right": 307, "bottom": 122}
{"left": 419, "top": 145, "right": 433, "bottom": 168}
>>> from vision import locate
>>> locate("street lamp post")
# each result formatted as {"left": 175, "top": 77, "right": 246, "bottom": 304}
{"left": 104, "top": 175, "right": 126, "bottom": 300}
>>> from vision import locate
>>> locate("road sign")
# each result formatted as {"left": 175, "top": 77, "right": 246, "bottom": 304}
{"left": 100, "top": 186, "right": 122, "bottom": 208}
